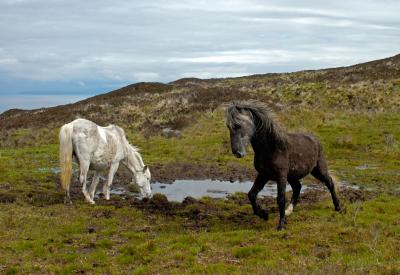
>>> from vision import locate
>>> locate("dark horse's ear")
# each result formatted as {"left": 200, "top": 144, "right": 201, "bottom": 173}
{"left": 231, "top": 104, "right": 241, "bottom": 113}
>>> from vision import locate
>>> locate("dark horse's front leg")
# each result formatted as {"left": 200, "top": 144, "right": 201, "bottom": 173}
{"left": 277, "top": 177, "right": 287, "bottom": 230}
{"left": 248, "top": 173, "right": 268, "bottom": 220}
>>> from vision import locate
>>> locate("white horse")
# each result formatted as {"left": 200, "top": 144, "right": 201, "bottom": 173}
{"left": 59, "top": 118, "right": 152, "bottom": 204}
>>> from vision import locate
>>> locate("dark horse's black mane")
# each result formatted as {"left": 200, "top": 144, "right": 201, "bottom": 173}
{"left": 226, "top": 100, "right": 288, "bottom": 149}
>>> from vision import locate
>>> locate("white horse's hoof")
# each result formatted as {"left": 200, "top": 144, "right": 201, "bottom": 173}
{"left": 85, "top": 197, "right": 95, "bottom": 204}
{"left": 285, "top": 203, "right": 294, "bottom": 216}
{"left": 83, "top": 191, "right": 95, "bottom": 204}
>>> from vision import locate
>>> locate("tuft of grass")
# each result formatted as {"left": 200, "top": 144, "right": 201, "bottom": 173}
{"left": 233, "top": 245, "right": 265, "bottom": 259}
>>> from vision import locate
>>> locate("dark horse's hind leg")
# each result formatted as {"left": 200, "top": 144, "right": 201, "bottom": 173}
{"left": 276, "top": 177, "right": 287, "bottom": 230}
{"left": 311, "top": 159, "right": 341, "bottom": 211}
{"left": 248, "top": 173, "right": 269, "bottom": 220}
{"left": 286, "top": 179, "right": 302, "bottom": 216}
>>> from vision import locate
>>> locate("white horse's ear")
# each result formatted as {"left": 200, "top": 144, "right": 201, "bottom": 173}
{"left": 143, "top": 165, "right": 148, "bottom": 172}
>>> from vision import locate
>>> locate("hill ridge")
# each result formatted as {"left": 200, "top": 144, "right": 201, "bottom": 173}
{"left": 1, "top": 53, "right": 399, "bottom": 132}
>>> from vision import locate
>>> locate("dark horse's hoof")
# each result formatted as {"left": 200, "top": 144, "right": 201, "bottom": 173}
{"left": 335, "top": 205, "right": 341, "bottom": 212}
{"left": 256, "top": 210, "right": 269, "bottom": 220}
{"left": 277, "top": 218, "right": 287, "bottom": 230}
{"left": 277, "top": 224, "right": 285, "bottom": 231}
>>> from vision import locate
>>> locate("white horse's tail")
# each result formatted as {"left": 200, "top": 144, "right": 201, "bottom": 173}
{"left": 59, "top": 123, "right": 74, "bottom": 196}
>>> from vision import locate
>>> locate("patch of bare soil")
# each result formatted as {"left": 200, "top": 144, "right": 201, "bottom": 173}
{"left": 124, "top": 184, "right": 374, "bottom": 231}
{"left": 0, "top": 193, "right": 16, "bottom": 203}
{"left": 338, "top": 186, "right": 375, "bottom": 202}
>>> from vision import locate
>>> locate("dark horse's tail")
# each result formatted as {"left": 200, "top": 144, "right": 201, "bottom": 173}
{"left": 314, "top": 142, "right": 339, "bottom": 195}
{"left": 310, "top": 140, "right": 341, "bottom": 212}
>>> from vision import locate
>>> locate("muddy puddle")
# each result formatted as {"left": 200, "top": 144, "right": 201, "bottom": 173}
{"left": 108, "top": 179, "right": 322, "bottom": 202}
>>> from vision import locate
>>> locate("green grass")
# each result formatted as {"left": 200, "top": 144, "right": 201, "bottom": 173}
{"left": 0, "top": 196, "right": 399, "bottom": 273}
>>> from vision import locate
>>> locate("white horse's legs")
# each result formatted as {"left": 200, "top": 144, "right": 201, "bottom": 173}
{"left": 79, "top": 161, "right": 94, "bottom": 204}
{"left": 103, "top": 162, "right": 119, "bottom": 200}
{"left": 64, "top": 189, "right": 72, "bottom": 204}
{"left": 89, "top": 172, "right": 100, "bottom": 200}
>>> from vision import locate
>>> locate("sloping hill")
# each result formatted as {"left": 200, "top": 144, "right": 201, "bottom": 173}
{"left": 1, "top": 53, "right": 399, "bottom": 134}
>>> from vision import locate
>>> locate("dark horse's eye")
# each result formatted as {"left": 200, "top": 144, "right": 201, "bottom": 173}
{"left": 234, "top": 124, "right": 241, "bottom": 130}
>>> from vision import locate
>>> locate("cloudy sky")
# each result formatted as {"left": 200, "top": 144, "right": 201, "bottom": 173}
{"left": 0, "top": 0, "right": 399, "bottom": 112}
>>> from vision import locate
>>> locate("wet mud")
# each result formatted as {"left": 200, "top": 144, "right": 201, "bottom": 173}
{"left": 121, "top": 185, "right": 372, "bottom": 230}
{"left": 86, "top": 182, "right": 372, "bottom": 232}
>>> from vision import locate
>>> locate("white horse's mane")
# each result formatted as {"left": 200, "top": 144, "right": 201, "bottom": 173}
{"left": 129, "top": 144, "right": 140, "bottom": 152}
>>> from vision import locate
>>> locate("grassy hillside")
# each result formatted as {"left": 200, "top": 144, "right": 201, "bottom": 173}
{"left": 0, "top": 54, "right": 399, "bottom": 273}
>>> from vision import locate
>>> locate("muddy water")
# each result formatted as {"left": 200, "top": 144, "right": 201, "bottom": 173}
{"left": 110, "top": 179, "right": 316, "bottom": 202}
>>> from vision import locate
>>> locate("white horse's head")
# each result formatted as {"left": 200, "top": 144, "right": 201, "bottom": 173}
{"left": 125, "top": 145, "right": 152, "bottom": 198}
{"left": 133, "top": 165, "right": 152, "bottom": 198}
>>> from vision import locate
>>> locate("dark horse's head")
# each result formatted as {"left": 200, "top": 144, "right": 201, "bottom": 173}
{"left": 226, "top": 100, "right": 287, "bottom": 158}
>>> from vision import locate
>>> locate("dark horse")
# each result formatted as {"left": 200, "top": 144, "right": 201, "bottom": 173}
{"left": 226, "top": 100, "right": 341, "bottom": 230}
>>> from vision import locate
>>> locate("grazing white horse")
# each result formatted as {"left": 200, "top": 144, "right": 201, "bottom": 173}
{"left": 59, "top": 118, "right": 152, "bottom": 204}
